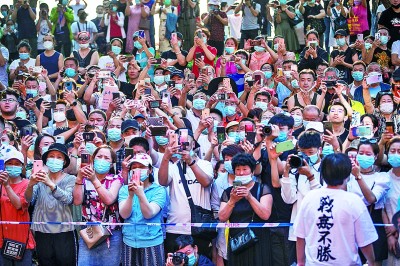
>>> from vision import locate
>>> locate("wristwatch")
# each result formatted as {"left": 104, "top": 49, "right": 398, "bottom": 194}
{"left": 71, "top": 101, "right": 78, "bottom": 107}
{"left": 355, "top": 174, "right": 362, "bottom": 180}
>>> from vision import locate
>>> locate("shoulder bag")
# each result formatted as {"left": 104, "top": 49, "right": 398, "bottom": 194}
{"left": 79, "top": 182, "right": 111, "bottom": 249}
{"left": 139, "top": 17, "right": 150, "bottom": 30}
{"left": 177, "top": 163, "right": 218, "bottom": 241}
{"left": 229, "top": 183, "right": 261, "bottom": 254}
{"left": 0, "top": 185, "right": 29, "bottom": 261}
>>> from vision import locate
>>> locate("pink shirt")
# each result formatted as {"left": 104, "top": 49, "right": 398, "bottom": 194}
{"left": 352, "top": 5, "right": 368, "bottom": 33}
{"left": 215, "top": 58, "right": 238, "bottom": 76}
{"left": 249, "top": 52, "right": 273, "bottom": 71}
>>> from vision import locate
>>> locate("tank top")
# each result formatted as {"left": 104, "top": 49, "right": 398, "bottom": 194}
{"left": 294, "top": 93, "right": 318, "bottom": 108}
{"left": 39, "top": 51, "right": 61, "bottom": 80}
{"left": 73, "top": 49, "right": 96, "bottom": 68}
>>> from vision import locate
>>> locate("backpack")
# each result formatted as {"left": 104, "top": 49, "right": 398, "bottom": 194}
{"left": 332, "top": 8, "right": 349, "bottom": 33}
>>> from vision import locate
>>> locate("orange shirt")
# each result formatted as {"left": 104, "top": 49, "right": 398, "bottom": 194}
{"left": 0, "top": 179, "right": 35, "bottom": 249}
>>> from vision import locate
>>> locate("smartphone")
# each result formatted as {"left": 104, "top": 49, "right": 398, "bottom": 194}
{"left": 20, "top": 126, "right": 33, "bottom": 137}
{"left": 357, "top": 34, "right": 364, "bottom": 41}
{"left": 229, "top": 55, "right": 236, "bottom": 62}
{"left": 10, "top": 5, "right": 13, "bottom": 10}
{"left": 144, "top": 78, "right": 151, "bottom": 84}
{"left": 233, "top": 180, "right": 242, "bottom": 188}
{"left": 325, "top": 80, "right": 337, "bottom": 88}
{"left": 254, "top": 74, "right": 262, "bottom": 84}
{"left": 202, "top": 108, "right": 210, "bottom": 120}
{"left": 98, "top": 70, "right": 111, "bottom": 79}
{"left": 81, "top": 153, "right": 90, "bottom": 167}
{"left": 197, "top": 31, "right": 202, "bottom": 38}
{"left": 154, "top": 58, "right": 162, "bottom": 64}
{"left": 217, "top": 126, "right": 225, "bottom": 144}
{"left": 33, "top": 66, "right": 42, "bottom": 75}
{"left": 277, "top": 68, "right": 283, "bottom": 77}
{"left": 247, "top": 80, "right": 254, "bottom": 87}
{"left": 167, "top": 80, "right": 175, "bottom": 88}
{"left": 375, "top": 32, "right": 380, "bottom": 40}
{"left": 250, "top": 40, "right": 261, "bottom": 46}
{"left": 131, "top": 169, "right": 140, "bottom": 183}
{"left": 125, "top": 148, "right": 134, "bottom": 158}
{"left": 162, "top": 91, "right": 170, "bottom": 104}
{"left": 386, "top": 122, "right": 394, "bottom": 134}
{"left": 179, "top": 129, "right": 189, "bottom": 148}
{"left": 106, "top": 43, "right": 112, "bottom": 53}
{"left": 275, "top": 140, "right": 295, "bottom": 153}
{"left": 144, "top": 88, "right": 151, "bottom": 95}
{"left": 187, "top": 73, "right": 195, "bottom": 81}
{"left": 309, "top": 41, "right": 318, "bottom": 49}
{"left": 195, "top": 52, "right": 202, "bottom": 60}
{"left": 18, "top": 61, "right": 24, "bottom": 68}
{"left": 56, "top": 136, "right": 65, "bottom": 144}
{"left": 149, "top": 126, "right": 168, "bottom": 136}
{"left": 169, "top": 133, "right": 179, "bottom": 147}
{"left": 26, "top": 93, "right": 34, "bottom": 100}
{"left": 149, "top": 100, "right": 161, "bottom": 109}
{"left": 33, "top": 160, "right": 43, "bottom": 174}
{"left": 112, "top": 92, "right": 120, "bottom": 100}
{"left": 50, "top": 101, "right": 57, "bottom": 109}
{"left": 351, "top": 126, "right": 372, "bottom": 137}
{"left": 244, "top": 124, "right": 254, "bottom": 133}
{"left": 291, "top": 64, "right": 298, "bottom": 72}
{"left": 147, "top": 116, "right": 163, "bottom": 126}
{"left": 82, "top": 132, "right": 95, "bottom": 142}
{"left": 218, "top": 93, "right": 227, "bottom": 100}
{"left": 351, "top": 112, "right": 361, "bottom": 127}
{"left": 323, "top": 122, "right": 333, "bottom": 134}
{"left": 138, "top": 80, "right": 145, "bottom": 87}
{"left": 84, "top": 124, "right": 95, "bottom": 132}
{"left": 171, "top": 32, "right": 177, "bottom": 41}
{"left": 138, "top": 30, "right": 145, "bottom": 38}
{"left": 366, "top": 73, "right": 383, "bottom": 85}
{"left": 65, "top": 81, "right": 73, "bottom": 91}
{"left": 246, "top": 132, "right": 256, "bottom": 144}
{"left": 0, "top": 159, "right": 4, "bottom": 171}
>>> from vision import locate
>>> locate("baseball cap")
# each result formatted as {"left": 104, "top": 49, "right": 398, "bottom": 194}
{"left": 122, "top": 119, "right": 140, "bottom": 133}
{"left": 130, "top": 153, "right": 152, "bottom": 167}
{"left": 305, "top": 122, "right": 324, "bottom": 133}
{"left": 226, "top": 121, "right": 239, "bottom": 130}
{"left": 334, "top": 29, "right": 348, "bottom": 38}
{"left": 171, "top": 70, "right": 184, "bottom": 78}
{"left": 208, "top": 0, "right": 221, "bottom": 5}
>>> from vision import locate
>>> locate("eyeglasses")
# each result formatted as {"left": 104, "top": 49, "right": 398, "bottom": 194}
{"left": 0, "top": 98, "right": 17, "bottom": 103}
{"left": 78, "top": 37, "right": 90, "bottom": 41}
{"left": 360, "top": 137, "right": 378, "bottom": 144}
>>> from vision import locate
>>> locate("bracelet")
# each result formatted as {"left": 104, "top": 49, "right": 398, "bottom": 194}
{"left": 175, "top": 51, "right": 182, "bottom": 55}
{"left": 71, "top": 155, "right": 79, "bottom": 159}
{"left": 188, "top": 160, "right": 196, "bottom": 167}
{"left": 51, "top": 185, "right": 58, "bottom": 194}
{"left": 75, "top": 182, "right": 84, "bottom": 186}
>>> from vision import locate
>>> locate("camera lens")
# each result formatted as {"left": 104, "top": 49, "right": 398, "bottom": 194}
{"left": 289, "top": 155, "right": 303, "bottom": 168}
{"left": 262, "top": 125, "right": 272, "bottom": 136}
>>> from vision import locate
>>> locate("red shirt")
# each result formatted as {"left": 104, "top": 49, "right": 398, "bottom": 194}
{"left": 110, "top": 14, "right": 122, "bottom": 38}
{"left": 0, "top": 179, "right": 36, "bottom": 249}
{"left": 192, "top": 45, "right": 217, "bottom": 78}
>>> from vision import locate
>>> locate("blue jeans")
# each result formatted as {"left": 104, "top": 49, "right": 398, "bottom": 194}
{"left": 149, "top": 16, "right": 155, "bottom": 48}
{"left": 0, "top": 249, "right": 32, "bottom": 266}
{"left": 78, "top": 229, "right": 122, "bottom": 266}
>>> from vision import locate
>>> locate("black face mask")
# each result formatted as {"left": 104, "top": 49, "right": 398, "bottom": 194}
{"left": 392, "top": 3, "right": 400, "bottom": 9}
{"left": 79, "top": 14, "right": 87, "bottom": 20}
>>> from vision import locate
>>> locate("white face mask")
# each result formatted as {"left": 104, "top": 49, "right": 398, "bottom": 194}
{"left": 234, "top": 174, "right": 253, "bottom": 185}
{"left": 380, "top": 102, "right": 394, "bottom": 114}
{"left": 43, "top": 41, "right": 54, "bottom": 50}
{"left": 124, "top": 134, "right": 138, "bottom": 146}
{"left": 79, "top": 43, "right": 90, "bottom": 49}
{"left": 53, "top": 112, "right": 66, "bottom": 122}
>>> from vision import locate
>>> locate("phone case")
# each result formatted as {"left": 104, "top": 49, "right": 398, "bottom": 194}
{"left": 33, "top": 160, "right": 43, "bottom": 173}
{"left": 150, "top": 126, "right": 168, "bottom": 136}
{"left": 276, "top": 141, "right": 295, "bottom": 153}
{"left": 169, "top": 133, "right": 179, "bottom": 147}
{"left": 202, "top": 108, "right": 210, "bottom": 120}
{"left": 147, "top": 117, "right": 163, "bottom": 126}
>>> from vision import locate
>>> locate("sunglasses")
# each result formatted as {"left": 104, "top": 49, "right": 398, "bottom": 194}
{"left": 360, "top": 137, "right": 378, "bottom": 144}
{"left": 78, "top": 37, "right": 90, "bottom": 41}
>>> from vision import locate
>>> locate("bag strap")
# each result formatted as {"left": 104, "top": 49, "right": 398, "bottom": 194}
{"left": 177, "top": 162, "right": 196, "bottom": 212}
{"left": 84, "top": 181, "right": 108, "bottom": 223}
{"left": 250, "top": 183, "right": 262, "bottom": 222}
{"left": 0, "top": 184, "right": 30, "bottom": 247}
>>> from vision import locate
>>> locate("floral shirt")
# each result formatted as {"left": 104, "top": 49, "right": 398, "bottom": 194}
{"left": 82, "top": 174, "right": 123, "bottom": 230}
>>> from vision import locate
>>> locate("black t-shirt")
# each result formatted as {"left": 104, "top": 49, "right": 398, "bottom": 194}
{"left": 120, "top": 82, "right": 136, "bottom": 100}
{"left": 371, "top": 47, "right": 392, "bottom": 69}
{"left": 160, "top": 50, "right": 189, "bottom": 71}
{"left": 378, "top": 8, "right": 400, "bottom": 49}
{"left": 330, "top": 47, "right": 357, "bottom": 84}
{"left": 303, "top": 4, "right": 324, "bottom": 32}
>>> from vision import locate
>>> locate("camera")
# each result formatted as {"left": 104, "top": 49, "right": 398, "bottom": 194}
{"left": 262, "top": 125, "right": 272, "bottom": 136}
{"left": 172, "top": 252, "right": 188, "bottom": 266}
{"left": 289, "top": 153, "right": 309, "bottom": 168}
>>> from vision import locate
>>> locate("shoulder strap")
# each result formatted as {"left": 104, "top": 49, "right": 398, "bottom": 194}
{"left": 77, "top": 21, "right": 81, "bottom": 32}
{"left": 177, "top": 162, "right": 196, "bottom": 211}
{"left": 332, "top": 7, "right": 338, "bottom": 17}
{"left": 251, "top": 183, "right": 262, "bottom": 222}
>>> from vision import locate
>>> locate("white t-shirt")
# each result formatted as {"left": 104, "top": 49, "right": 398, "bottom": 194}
{"left": 293, "top": 188, "right": 378, "bottom": 266}
{"left": 38, "top": 20, "right": 51, "bottom": 50}
{"left": 98, "top": 55, "right": 128, "bottom": 82}
{"left": 165, "top": 159, "right": 214, "bottom": 235}
{"left": 70, "top": 20, "right": 98, "bottom": 51}
{"left": 69, "top": 4, "right": 86, "bottom": 21}
{"left": 9, "top": 58, "right": 36, "bottom": 71}
{"left": 186, "top": 108, "right": 201, "bottom": 132}
{"left": 392, "top": 40, "right": 400, "bottom": 68}
{"left": 228, "top": 14, "right": 242, "bottom": 40}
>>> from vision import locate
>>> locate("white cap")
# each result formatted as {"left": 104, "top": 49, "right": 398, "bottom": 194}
{"left": 208, "top": 0, "right": 221, "bottom": 5}
{"left": 305, "top": 122, "right": 324, "bottom": 133}
{"left": 4, "top": 149, "right": 24, "bottom": 164}
{"left": 130, "top": 153, "right": 152, "bottom": 167}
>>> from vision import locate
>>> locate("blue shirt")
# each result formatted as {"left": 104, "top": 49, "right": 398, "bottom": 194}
{"left": 17, "top": 7, "right": 37, "bottom": 38}
{"left": 228, "top": 73, "right": 245, "bottom": 94}
{"left": 135, "top": 48, "right": 155, "bottom": 78}
{"left": 0, "top": 46, "right": 9, "bottom": 86}
{"left": 353, "top": 82, "right": 391, "bottom": 104}
{"left": 276, "top": 82, "right": 291, "bottom": 107}
{"left": 118, "top": 183, "right": 166, "bottom": 248}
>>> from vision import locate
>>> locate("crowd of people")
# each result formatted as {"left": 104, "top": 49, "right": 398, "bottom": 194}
{"left": 0, "top": 0, "right": 399, "bottom": 265}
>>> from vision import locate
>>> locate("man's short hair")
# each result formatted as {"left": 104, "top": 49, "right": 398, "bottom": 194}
{"left": 173, "top": 235, "right": 195, "bottom": 251}
{"left": 222, "top": 144, "right": 245, "bottom": 159}
{"left": 297, "top": 131, "right": 321, "bottom": 149}
{"left": 321, "top": 153, "right": 352, "bottom": 186}
{"left": 129, "top": 137, "right": 149, "bottom": 151}
{"left": 299, "top": 69, "right": 316, "bottom": 80}
{"left": 328, "top": 102, "right": 348, "bottom": 116}
{"left": 269, "top": 113, "right": 295, "bottom": 129}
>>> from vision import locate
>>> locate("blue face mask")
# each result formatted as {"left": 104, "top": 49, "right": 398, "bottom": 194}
{"left": 193, "top": 99, "right": 206, "bottom": 110}
{"left": 46, "top": 158, "right": 64, "bottom": 173}
{"left": 388, "top": 154, "right": 400, "bottom": 168}
{"left": 187, "top": 253, "right": 197, "bottom": 266}
{"left": 140, "top": 169, "right": 148, "bottom": 181}
{"left": 112, "top": 6, "right": 118, "bottom": 12}
{"left": 224, "top": 160, "right": 234, "bottom": 174}
{"left": 134, "top": 41, "right": 143, "bottom": 50}
{"left": 111, "top": 45, "right": 121, "bottom": 55}
{"left": 235, "top": 59, "right": 247, "bottom": 70}
{"left": 165, "top": 74, "right": 170, "bottom": 82}
{"left": 308, "top": 152, "right": 319, "bottom": 165}
{"left": 155, "top": 135, "right": 169, "bottom": 146}
{"left": 26, "top": 89, "right": 38, "bottom": 98}
{"left": 303, "top": 120, "right": 310, "bottom": 128}
{"left": 153, "top": 75, "right": 165, "bottom": 85}
{"left": 41, "top": 145, "right": 49, "bottom": 155}
{"left": 365, "top": 43, "right": 372, "bottom": 50}
{"left": 93, "top": 159, "right": 111, "bottom": 174}
{"left": 356, "top": 154, "right": 375, "bottom": 169}
{"left": 352, "top": 71, "right": 364, "bottom": 81}
{"left": 175, "top": 84, "right": 183, "bottom": 90}
{"left": 261, "top": 119, "right": 270, "bottom": 127}
{"left": 225, "top": 46, "right": 234, "bottom": 54}
{"left": 5, "top": 165, "right": 22, "bottom": 177}
{"left": 108, "top": 128, "right": 122, "bottom": 142}
{"left": 16, "top": 111, "right": 27, "bottom": 119}
{"left": 19, "top": 53, "right": 29, "bottom": 60}
{"left": 380, "top": 36, "right": 389, "bottom": 45}
{"left": 274, "top": 131, "right": 288, "bottom": 143}
{"left": 29, "top": 136, "right": 36, "bottom": 151}
{"left": 322, "top": 146, "right": 335, "bottom": 157}
{"left": 254, "top": 45, "right": 265, "bottom": 52}
{"left": 85, "top": 142, "right": 97, "bottom": 155}
{"left": 203, "top": 37, "right": 207, "bottom": 44}
{"left": 255, "top": 101, "right": 268, "bottom": 111}
{"left": 292, "top": 115, "right": 303, "bottom": 127}
{"left": 1, "top": 11, "right": 7, "bottom": 17}
{"left": 336, "top": 38, "right": 346, "bottom": 47}
{"left": 264, "top": 71, "right": 272, "bottom": 79}
{"left": 237, "top": 131, "right": 246, "bottom": 142}
{"left": 291, "top": 79, "right": 299, "bottom": 88}
{"left": 228, "top": 132, "right": 239, "bottom": 143}
{"left": 172, "top": 153, "right": 182, "bottom": 160}
{"left": 224, "top": 105, "right": 236, "bottom": 116}
{"left": 234, "top": 174, "right": 253, "bottom": 185}
{"left": 65, "top": 68, "right": 76, "bottom": 78}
